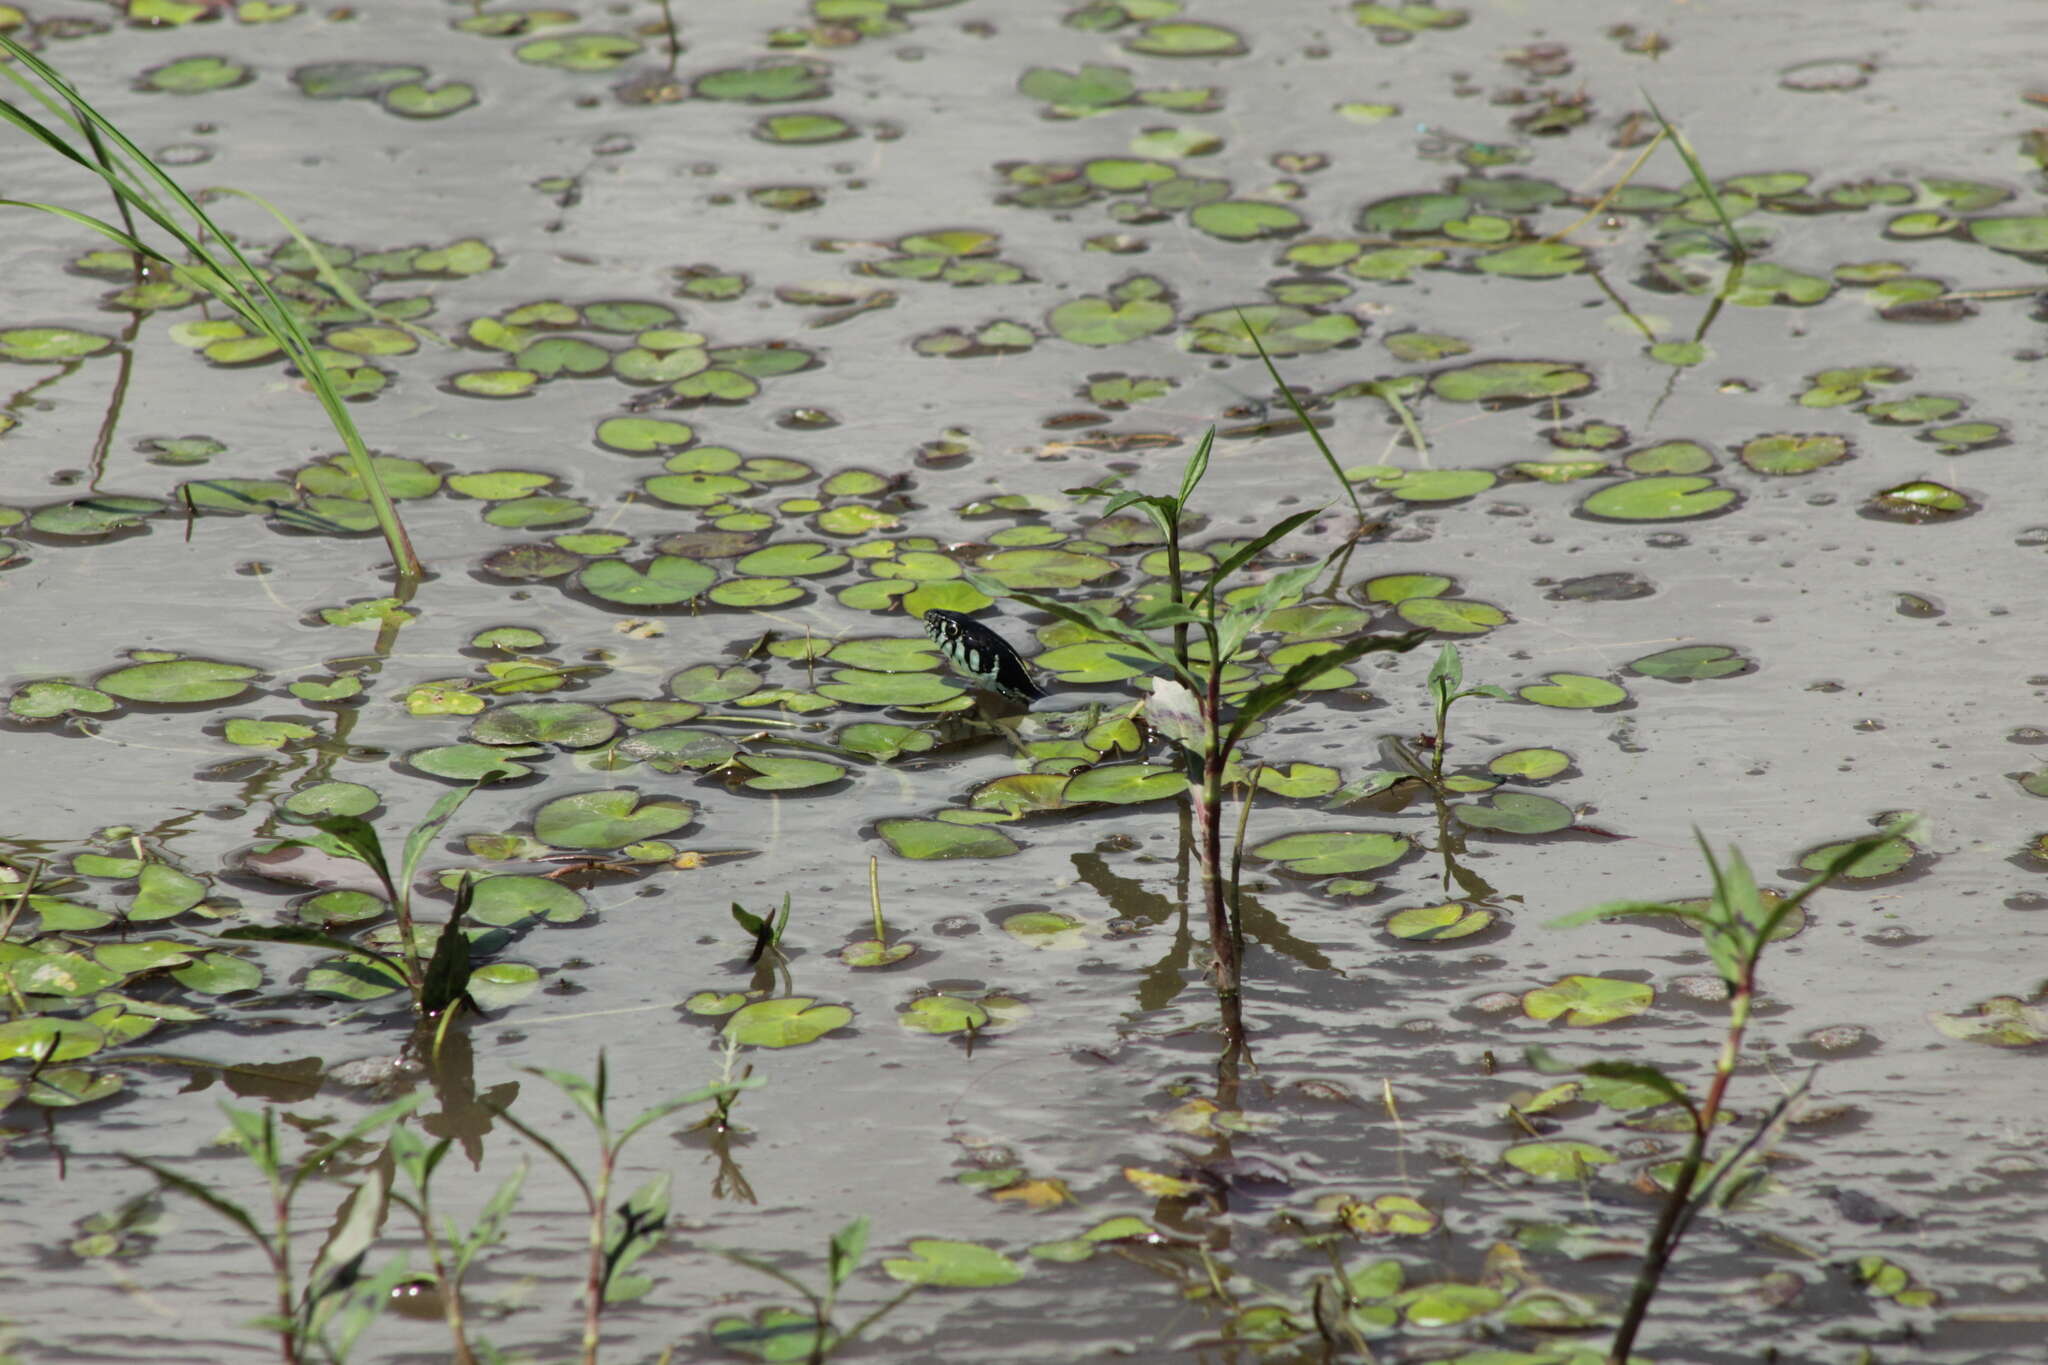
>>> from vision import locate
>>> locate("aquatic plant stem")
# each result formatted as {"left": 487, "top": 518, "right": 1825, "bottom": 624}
{"left": 1606, "top": 980, "right": 1750, "bottom": 1363}
{"left": 1195, "top": 663, "right": 1243, "bottom": 1051}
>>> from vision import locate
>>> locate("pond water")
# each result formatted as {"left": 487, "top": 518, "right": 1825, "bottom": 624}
{"left": 3, "top": 1, "right": 2047, "bottom": 1362}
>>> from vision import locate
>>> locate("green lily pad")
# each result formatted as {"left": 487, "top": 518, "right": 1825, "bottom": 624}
{"left": 1184, "top": 305, "right": 1360, "bottom": 356}
{"left": 694, "top": 60, "right": 830, "bottom": 102}
{"left": 1048, "top": 277, "right": 1176, "bottom": 345}
{"left": 1629, "top": 645, "right": 1751, "bottom": 681}
{"left": 292, "top": 60, "right": 424, "bottom": 98}
{"left": 1019, "top": 64, "right": 1136, "bottom": 114}
{"left": 876, "top": 819, "right": 1019, "bottom": 860}
{"left": 578, "top": 556, "right": 717, "bottom": 606}
{"left": 514, "top": 32, "right": 643, "bottom": 71}
{"left": 1395, "top": 598, "right": 1507, "bottom": 634}
{"left": 1064, "top": 764, "right": 1187, "bottom": 805}
{"left": 724, "top": 997, "right": 851, "bottom": 1048}
{"left": 1189, "top": 201, "right": 1304, "bottom": 241}
{"left": 1372, "top": 469, "right": 1496, "bottom": 502}
{"left": 9, "top": 681, "right": 117, "bottom": 719}
{"left": 1623, "top": 441, "right": 1714, "bottom": 475}
{"left": 0, "top": 1017, "right": 107, "bottom": 1062}
{"left": 1523, "top": 975, "right": 1653, "bottom": 1026}
{"left": 1923, "top": 421, "right": 2005, "bottom": 453}
{"left": 755, "top": 112, "right": 855, "bottom": 144}
{"left": 382, "top": 80, "right": 477, "bottom": 118}
{"left": 1252, "top": 829, "right": 1410, "bottom": 877}
{"left": 1358, "top": 572, "right": 1452, "bottom": 604}
{"left": 595, "top": 416, "right": 695, "bottom": 452}
{"left": 1967, "top": 216, "right": 2048, "bottom": 256}
{"left": 976, "top": 548, "right": 1118, "bottom": 588}
{"left": 30, "top": 497, "right": 164, "bottom": 537}
{"left": 735, "top": 541, "right": 848, "bottom": 577}
{"left": 532, "top": 789, "right": 694, "bottom": 849}
{"left": 1473, "top": 242, "right": 1587, "bottom": 277}
{"left": 1359, "top": 191, "right": 1468, "bottom": 234}
{"left": 669, "top": 664, "right": 762, "bottom": 704}
{"left": 1123, "top": 20, "right": 1245, "bottom": 56}
{"left": 1929, "top": 996, "right": 2048, "bottom": 1048}
{"left": 836, "top": 723, "right": 934, "bottom": 761}
{"left": 1739, "top": 433, "right": 1849, "bottom": 475}
{"left": 1454, "top": 792, "right": 1573, "bottom": 834}
{"left": 1503, "top": 1141, "right": 1617, "bottom": 1181}
{"left": 1346, "top": 246, "right": 1447, "bottom": 281}
{"left": 1430, "top": 360, "right": 1592, "bottom": 403}
{"left": 139, "top": 54, "right": 253, "bottom": 94}
{"left": 1796, "top": 835, "right": 1917, "bottom": 880}
{"left": 615, "top": 729, "right": 740, "bottom": 773}
{"left": 1384, "top": 902, "right": 1496, "bottom": 941}
{"left": 710, "top": 1307, "right": 832, "bottom": 1361}
{"left": 449, "top": 369, "right": 540, "bottom": 397}
{"left": 900, "top": 994, "right": 994, "bottom": 1032}
{"left": 465, "top": 875, "right": 589, "bottom": 927}
{"left": 733, "top": 754, "right": 846, "bottom": 790}
{"left": 882, "top": 1239, "right": 1024, "bottom": 1288}
{"left": 1256, "top": 764, "right": 1343, "bottom": 799}
{"left": 278, "top": 782, "right": 380, "bottom": 820}
{"left": 1579, "top": 476, "right": 1738, "bottom": 521}
{"left": 97, "top": 658, "right": 260, "bottom": 704}
{"left": 817, "top": 669, "right": 963, "bottom": 707}
{"left": 1489, "top": 748, "right": 1570, "bottom": 780}
{"left": 469, "top": 701, "right": 616, "bottom": 748}
{"left": 1518, "top": 674, "right": 1628, "bottom": 709}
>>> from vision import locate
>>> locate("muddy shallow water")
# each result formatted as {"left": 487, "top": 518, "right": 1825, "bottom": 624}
{"left": 3, "top": 2, "right": 2047, "bottom": 1362}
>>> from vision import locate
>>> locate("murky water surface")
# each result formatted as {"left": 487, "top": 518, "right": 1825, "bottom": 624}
{"left": 3, "top": 1, "right": 2047, "bottom": 1361}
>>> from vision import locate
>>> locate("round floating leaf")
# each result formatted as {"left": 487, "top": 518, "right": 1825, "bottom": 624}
{"left": 1184, "top": 304, "right": 1360, "bottom": 356}
{"left": 469, "top": 875, "right": 589, "bottom": 926}
{"left": 449, "top": 369, "right": 540, "bottom": 398}
{"left": 1048, "top": 293, "right": 1175, "bottom": 346}
{"left": 976, "top": 548, "right": 1118, "bottom": 588}
{"left": 9, "top": 681, "right": 117, "bottom": 719}
{"left": 1797, "top": 835, "right": 1916, "bottom": 880}
{"left": 877, "top": 819, "right": 1019, "bottom": 860}
{"left": 694, "top": 60, "right": 830, "bottom": 102}
{"left": 171, "top": 951, "right": 262, "bottom": 996}
{"left": 0, "top": 327, "right": 114, "bottom": 362}
{"left": 1473, "top": 242, "right": 1587, "bottom": 277}
{"left": 516, "top": 336, "right": 610, "bottom": 377}
{"left": 901, "top": 995, "right": 993, "bottom": 1033}
{"left": 1252, "top": 830, "right": 1411, "bottom": 877}
{"left": 882, "top": 1240, "right": 1024, "bottom": 1288}
{"left": 578, "top": 556, "right": 717, "bottom": 606}
{"left": 669, "top": 664, "right": 762, "bottom": 704}
{"left": 1739, "top": 433, "right": 1849, "bottom": 475}
{"left": 1624, "top": 441, "right": 1714, "bottom": 475}
{"left": 1455, "top": 792, "right": 1573, "bottom": 834}
{"left": 1503, "top": 1141, "right": 1617, "bottom": 1181}
{"left": 469, "top": 702, "right": 616, "bottom": 748}
{"left": 735, "top": 541, "right": 848, "bottom": 577}
{"left": 293, "top": 60, "right": 424, "bottom": 98}
{"left": 382, "top": 80, "right": 476, "bottom": 118}
{"left": 140, "top": 54, "right": 253, "bottom": 94}
{"left": 1518, "top": 673, "right": 1627, "bottom": 709}
{"left": 1431, "top": 360, "right": 1592, "bottom": 403}
{"left": 98, "top": 658, "right": 260, "bottom": 704}
{"left": 1968, "top": 216, "right": 2048, "bottom": 256}
{"left": 533, "top": 789, "right": 694, "bottom": 849}
{"left": 1359, "top": 572, "right": 1451, "bottom": 604}
{"left": 0, "top": 1018, "right": 105, "bottom": 1062}
{"left": 1629, "top": 645, "right": 1751, "bottom": 680}
{"left": 1256, "top": 764, "right": 1342, "bottom": 799}
{"left": 709, "top": 578, "right": 806, "bottom": 608}
{"left": 1384, "top": 902, "right": 1495, "bottom": 941}
{"left": 1064, "top": 763, "right": 1187, "bottom": 805}
{"left": 755, "top": 112, "right": 855, "bottom": 144}
{"left": 724, "top": 997, "right": 851, "bottom": 1048}
{"left": 733, "top": 754, "right": 845, "bottom": 790}
{"left": 616, "top": 728, "right": 740, "bottom": 773}
{"left": 1360, "top": 191, "right": 1469, "bottom": 234}
{"left": 1524, "top": 975, "right": 1653, "bottom": 1026}
{"left": 1395, "top": 598, "right": 1507, "bottom": 634}
{"left": 30, "top": 496, "right": 163, "bottom": 536}
{"left": 817, "top": 669, "right": 962, "bottom": 706}
{"left": 1579, "top": 476, "right": 1738, "bottom": 522}
{"left": 1374, "top": 469, "right": 1496, "bottom": 502}
{"left": 827, "top": 637, "right": 940, "bottom": 672}
{"left": 971, "top": 774, "right": 1070, "bottom": 815}
{"left": 836, "top": 723, "right": 934, "bottom": 761}
{"left": 1489, "top": 748, "right": 1569, "bottom": 780}
{"left": 1189, "top": 201, "right": 1304, "bottom": 241}
{"left": 1123, "top": 20, "right": 1245, "bottom": 56}
{"left": 1929, "top": 996, "right": 2048, "bottom": 1048}
{"left": 514, "top": 32, "right": 643, "bottom": 71}
{"left": 596, "top": 416, "right": 695, "bottom": 452}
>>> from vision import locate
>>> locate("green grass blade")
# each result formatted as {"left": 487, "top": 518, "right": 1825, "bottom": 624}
{"left": 1641, "top": 90, "right": 1747, "bottom": 263}
{"left": 1236, "top": 312, "right": 1364, "bottom": 517}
